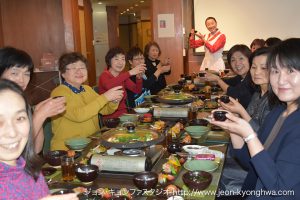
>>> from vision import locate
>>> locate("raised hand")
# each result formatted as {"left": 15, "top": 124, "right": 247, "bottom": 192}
{"left": 210, "top": 110, "right": 254, "bottom": 138}
{"left": 103, "top": 86, "right": 124, "bottom": 102}
{"left": 219, "top": 96, "right": 244, "bottom": 115}
{"left": 129, "top": 64, "right": 146, "bottom": 76}
{"left": 35, "top": 96, "right": 66, "bottom": 118}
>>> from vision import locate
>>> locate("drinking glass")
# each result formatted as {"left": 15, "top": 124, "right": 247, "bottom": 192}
{"left": 61, "top": 155, "right": 75, "bottom": 182}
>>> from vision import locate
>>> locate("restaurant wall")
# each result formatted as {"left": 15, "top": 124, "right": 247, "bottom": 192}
{"left": 151, "top": 0, "right": 184, "bottom": 84}
{"left": 0, "top": 0, "right": 66, "bottom": 68}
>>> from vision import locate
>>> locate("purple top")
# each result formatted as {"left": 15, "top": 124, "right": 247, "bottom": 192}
{"left": 0, "top": 157, "right": 49, "bottom": 199}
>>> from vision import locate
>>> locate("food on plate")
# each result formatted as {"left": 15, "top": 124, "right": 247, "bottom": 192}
{"left": 67, "top": 150, "right": 76, "bottom": 157}
{"left": 192, "top": 99, "right": 204, "bottom": 108}
{"left": 158, "top": 173, "right": 175, "bottom": 185}
{"left": 73, "top": 187, "right": 87, "bottom": 194}
{"left": 142, "top": 113, "right": 152, "bottom": 122}
{"left": 168, "top": 122, "right": 184, "bottom": 139}
{"left": 96, "top": 188, "right": 112, "bottom": 199}
{"left": 119, "top": 188, "right": 132, "bottom": 199}
{"left": 167, "top": 155, "right": 181, "bottom": 167}
{"left": 107, "top": 128, "right": 157, "bottom": 143}
{"left": 181, "top": 134, "right": 192, "bottom": 144}
{"left": 165, "top": 184, "right": 180, "bottom": 194}
{"left": 152, "top": 120, "right": 166, "bottom": 130}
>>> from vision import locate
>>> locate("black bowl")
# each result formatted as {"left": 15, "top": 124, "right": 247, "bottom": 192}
{"left": 220, "top": 95, "right": 230, "bottom": 103}
{"left": 172, "top": 85, "right": 183, "bottom": 94}
{"left": 41, "top": 167, "right": 57, "bottom": 176}
{"left": 182, "top": 170, "right": 212, "bottom": 190}
{"left": 167, "top": 143, "right": 182, "bottom": 154}
{"left": 213, "top": 111, "right": 228, "bottom": 121}
{"left": 189, "top": 119, "right": 209, "bottom": 126}
{"left": 104, "top": 118, "right": 120, "bottom": 128}
{"left": 75, "top": 164, "right": 99, "bottom": 183}
{"left": 44, "top": 150, "right": 67, "bottom": 166}
{"left": 176, "top": 118, "right": 187, "bottom": 126}
{"left": 133, "top": 171, "right": 158, "bottom": 190}
{"left": 198, "top": 72, "right": 206, "bottom": 77}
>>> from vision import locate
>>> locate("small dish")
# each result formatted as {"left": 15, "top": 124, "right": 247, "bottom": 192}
{"left": 182, "top": 145, "right": 208, "bottom": 155}
{"left": 183, "top": 160, "right": 218, "bottom": 172}
{"left": 122, "top": 149, "right": 143, "bottom": 156}
{"left": 65, "top": 137, "right": 91, "bottom": 150}
{"left": 134, "top": 107, "right": 151, "bottom": 114}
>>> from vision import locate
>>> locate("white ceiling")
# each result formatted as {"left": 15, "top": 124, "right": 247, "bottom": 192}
{"left": 91, "top": 0, "right": 150, "bottom": 16}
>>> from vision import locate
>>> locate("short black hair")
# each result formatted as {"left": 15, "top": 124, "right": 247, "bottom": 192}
{"left": 0, "top": 47, "right": 34, "bottom": 77}
{"left": 59, "top": 52, "right": 88, "bottom": 74}
{"left": 105, "top": 47, "right": 125, "bottom": 68}
{"left": 205, "top": 17, "right": 217, "bottom": 24}
{"left": 126, "top": 47, "right": 143, "bottom": 61}
{"left": 0, "top": 79, "right": 42, "bottom": 181}
{"left": 227, "top": 44, "right": 251, "bottom": 69}
{"left": 265, "top": 37, "right": 281, "bottom": 47}
{"left": 267, "top": 38, "right": 300, "bottom": 106}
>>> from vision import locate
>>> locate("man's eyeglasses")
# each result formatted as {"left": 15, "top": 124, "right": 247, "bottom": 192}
{"left": 133, "top": 57, "right": 145, "bottom": 61}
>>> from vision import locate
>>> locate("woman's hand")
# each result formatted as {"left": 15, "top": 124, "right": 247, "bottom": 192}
{"left": 210, "top": 110, "right": 255, "bottom": 138}
{"left": 129, "top": 64, "right": 146, "bottom": 76}
{"left": 103, "top": 86, "right": 124, "bottom": 102}
{"left": 39, "top": 193, "right": 78, "bottom": 200}
{"left": 219, "top": 97, "right": 244, "bottom": 115}
{"left": 35, "top": 97, "right": 66, "bottom": 119}
{"left": 204, "top": 72, "right": 220, "bottom": 82}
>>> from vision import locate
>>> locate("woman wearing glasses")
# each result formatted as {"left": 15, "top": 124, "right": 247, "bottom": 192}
{"left": 50, "top": 52, "right": 124, "bottom": 150}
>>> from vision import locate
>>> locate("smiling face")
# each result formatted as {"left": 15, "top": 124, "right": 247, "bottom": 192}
{"left": 250, "top": 55, "right": 269, "bottom": 86}
{"left": 1, "top": 66, "right": 31, "bottom": 91}
{"left": 148, "top": 45, "right": 160, "bottom": 60}
{"left": 230, "top": 51, "right": 250, "bottom": 78}
{"left": 270, "top": 60, "right": 300, "bottom": 105}
{"left": 109, "top": 53, "right": 126, "bottom": 75}
{"left": 205, "top": 19, "right": 218, "bottom": 34}
{"left": 61, "top": 61, "right": 88, "bottom": 89}
{"left": 0, "top": 90, "right": 29, "bottom": 166}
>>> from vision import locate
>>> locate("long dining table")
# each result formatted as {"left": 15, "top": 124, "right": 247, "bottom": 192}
{"left": 45, "top": 83, "right": 231, "bottom": 199}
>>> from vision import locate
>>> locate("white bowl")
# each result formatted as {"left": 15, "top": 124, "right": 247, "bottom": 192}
{"left": 134, "top": 107, "right": 150, "bottom": 114}
{"left": 182, "top": 145, "right": 208, "bottom": 155}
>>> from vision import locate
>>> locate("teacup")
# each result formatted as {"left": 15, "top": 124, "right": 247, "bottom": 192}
{"left": 213, "top": 111, "right": 228, "bottom": 121}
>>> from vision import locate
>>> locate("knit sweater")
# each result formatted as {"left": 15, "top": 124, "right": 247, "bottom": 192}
{"left": 98, "top": 69, "right": 142, "bottom": 118}
{"left": 51, "top": 84, "right": 118, "bottom": 150}
{"left": 0, "top": 158, "right": 49, "bottom": 200}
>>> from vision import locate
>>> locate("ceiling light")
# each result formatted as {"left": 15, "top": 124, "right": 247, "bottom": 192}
{"left": 140, "top": 0, "right": 144, "bottom": 3}
{"left": 127, "top": 8, "right": 129, "bottom": 11}
{"left": 97, "top": 1, "right": 102, "bottom": 4}
{"left": 135, "top": 4, "right": 139, "bottom": 7}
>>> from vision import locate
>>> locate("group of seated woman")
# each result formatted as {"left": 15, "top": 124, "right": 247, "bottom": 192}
{"left": 1, "top": 38, "right": 300, "bottom": 199}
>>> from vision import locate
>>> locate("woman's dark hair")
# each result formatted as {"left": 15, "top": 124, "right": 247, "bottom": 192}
{"left": 59, "top": 52, "right": 88, "bottom": 74}
{"left": 250, "top": 39, "right": 265, "bottom": 49}
{"left": 144, "top": 41, "right": 161, "bottom": 58}
{"left": 249, "top": 47, "right": 270, "bottom": 67}
{"left": 205, "top": 17, "right": 217, "bottom": 23}
{"left": 227, "top": 44, "right": 252, "bottom": 69}
{"left": 0, "top": 47, "right": 34, "bottom": 77}
{"left": 265, "top": 37, "right": 281, "bottom": 47}
{"left": 267, "top": 38, "right": 300, "bottom": 106}
{"left": 0, "top": 79, "right": 42, "bottom": 181}
{"left": 105, "top": 47, "right": 125, "bottom": 68}
{"left": 126, "top": 46, "right": 143, "bottom": 61}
